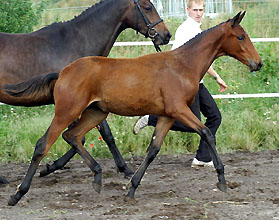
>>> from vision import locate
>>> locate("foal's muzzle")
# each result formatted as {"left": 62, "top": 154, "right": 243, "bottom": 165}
{"left": 249, "top": 60, "right": 263, "bottom": 72}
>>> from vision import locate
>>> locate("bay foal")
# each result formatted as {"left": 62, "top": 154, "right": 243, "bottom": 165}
{"left": 8, "top": 12, "right": 262, "bottom": 205}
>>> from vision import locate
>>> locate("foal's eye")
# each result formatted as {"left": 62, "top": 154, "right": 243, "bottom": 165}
{"left": 237, "top": 36, "right": 245, "bottom": 41}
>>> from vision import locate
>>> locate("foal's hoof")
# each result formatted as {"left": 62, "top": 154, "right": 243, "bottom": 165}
{"left": 217, "top": 183, "right": 228, "bottom": 192}
{"left": 92, "top": 181, "right": 102, "bottom": 193}
{"left": 8, "top": 195, "right": 18, "bottom": 206}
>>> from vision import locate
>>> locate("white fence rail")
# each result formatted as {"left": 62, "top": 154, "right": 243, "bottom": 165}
{"left": 113, "top": 38, "right": 279, "bottom": 46}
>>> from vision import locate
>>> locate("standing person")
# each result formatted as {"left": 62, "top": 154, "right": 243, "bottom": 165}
{"left": 133, "top": 0, "right": 227, "bottom": 168}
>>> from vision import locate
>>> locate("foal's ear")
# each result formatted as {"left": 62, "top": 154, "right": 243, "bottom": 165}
{"left": 231, "top": 11, "right": 246, "bottom": 27}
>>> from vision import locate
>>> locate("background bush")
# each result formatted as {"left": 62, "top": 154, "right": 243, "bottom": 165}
{"left": 0, "top": 0, "right": 46, "bottom": 33}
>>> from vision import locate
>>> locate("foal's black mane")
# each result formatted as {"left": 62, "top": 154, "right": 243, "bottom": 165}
{"left": 39, "top": 0, "right": 119, "bottom": 32}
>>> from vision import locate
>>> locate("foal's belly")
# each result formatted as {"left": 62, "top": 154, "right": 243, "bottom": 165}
{"left": 96, "top": 96, "right": 165, "bottom": 117}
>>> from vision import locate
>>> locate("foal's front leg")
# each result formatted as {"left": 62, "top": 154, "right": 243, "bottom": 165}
{"left": 174, "top": 105, "right": 227, "bottom": 192}
{"left": 201, "top": 127, "right": 227, "bottom": 191}
{"left": 126, "top": 117, "right": 174, "bottom": 199}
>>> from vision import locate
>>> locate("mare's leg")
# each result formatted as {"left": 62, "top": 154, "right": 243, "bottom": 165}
{"left": 40, "top": 120, "right": 133, "bottom": 178}
{"left": 8, "top": 115, "right": 75, "bottom": 206}
{"left": 39, "top": 147, "right": 76, "bottom": 177}
{"left": 62, "top": 106, "right": 108, "bottom": 193}
{"left": 172, "top": 105, "right": 227, "bottom": 192}
{"left": 126, "top": 116, "right": 174, "bottom": 199}
{"left": 39, "top": 120, "right": 86, "bottom": 177}
{"left": 98, "top": 120, "right": 134, "bottom": 177}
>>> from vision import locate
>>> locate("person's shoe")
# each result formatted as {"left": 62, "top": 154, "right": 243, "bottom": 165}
{"left": 133, "top": 115, "right": 149, "bottom": 134}
{"left": 191, "top": 158, "right": 214, "bottom": 168}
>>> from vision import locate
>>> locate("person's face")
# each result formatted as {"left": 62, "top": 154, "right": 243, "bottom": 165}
{"left": 187, "top": 2, "right": 204, "bottom": 23}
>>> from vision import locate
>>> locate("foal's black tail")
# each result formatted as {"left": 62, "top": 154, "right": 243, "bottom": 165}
{"left": 2, "top": 72, "right": 59, "bottom": 106}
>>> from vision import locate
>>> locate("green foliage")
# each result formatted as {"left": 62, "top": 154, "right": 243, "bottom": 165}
{"left": 256, "top": 42, "right": 279, "bottom": 81}
{"left": 0, "top": 0, "right": 46, "bottom": 33}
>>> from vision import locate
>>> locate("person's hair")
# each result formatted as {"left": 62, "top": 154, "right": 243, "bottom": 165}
{"left": 186, "top": 0, "right": 204, "bottom": 9}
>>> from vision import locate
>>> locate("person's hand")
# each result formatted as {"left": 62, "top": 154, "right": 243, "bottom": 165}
{"left": 216, "top": 77, "right": 227, "bottom": 92}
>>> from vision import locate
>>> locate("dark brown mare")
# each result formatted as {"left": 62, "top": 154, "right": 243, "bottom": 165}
{"left": 6, "top": 12, "right": 262, "bottom": 206}
{"left": 0, "top": 0, "right": 171, "bottom": 184}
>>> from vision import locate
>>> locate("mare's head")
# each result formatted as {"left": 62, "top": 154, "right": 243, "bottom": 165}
{"left": 221, "top": 11, "right": 262, "bottom": 72}
{"left": 124, "top": 0, "right": 171, "bottom": 46}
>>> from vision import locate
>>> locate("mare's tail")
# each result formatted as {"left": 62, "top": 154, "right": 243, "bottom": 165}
{"left": 2, "top": 72, "right": 59, "bottom": 106}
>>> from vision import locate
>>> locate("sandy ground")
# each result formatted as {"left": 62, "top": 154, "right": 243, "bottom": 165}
{"left": 0, "top": 150, "right": 279, "bottom": 220}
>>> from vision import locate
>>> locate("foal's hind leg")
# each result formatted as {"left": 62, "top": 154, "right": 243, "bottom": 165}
{"left": 40, "top": 120, "right": 133, "bottom": 178}
{"left": 62, "top": 106, "right": 108, "bottom": 193}
{"left": 8, "top": 115, "right": 74, "bottom": 206}
{"left": 127, "top": 116, "right": 174, "bottom": 199}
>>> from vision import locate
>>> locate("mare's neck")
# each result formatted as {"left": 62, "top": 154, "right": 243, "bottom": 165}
{"left": 71, "top": 0, "right": 130, "bottom": 56}
{"left": 43, "top": 0, "right": 130, "bottom": 57}
{"left": 175, "top": 23, "right": 226, "bottom": 82}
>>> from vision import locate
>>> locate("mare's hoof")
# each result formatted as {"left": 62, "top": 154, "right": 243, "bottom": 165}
{"left": 39, "top": 164, "right": 50, "bottom": 177}
{"left": 217, "top": 183, "right": 227, "bottom": 192}
{"left": 0, "top": 178, "right": 9, "bottom": 185}
{"left": 8, "top": 195, "right": 18, "bottom": 206}
{"left": 118, "top": 166, "right": 134, "bottom": 179}
{"left": 39, "top": 169, "right": 49, "bottom": 177}
{"left": 92, "top": 182, "right": 101, "bottom": 193}
{"left": 124, "top": 171, "right": 134, "bottom": 179}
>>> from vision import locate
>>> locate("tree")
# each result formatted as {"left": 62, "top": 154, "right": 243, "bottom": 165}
{"left": 0, "top": 0, "right": 45, "bottom": 33}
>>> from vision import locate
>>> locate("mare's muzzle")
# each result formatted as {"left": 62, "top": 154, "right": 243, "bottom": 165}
{"left": 134, "top": 0, "right": 164, "bottom": 40}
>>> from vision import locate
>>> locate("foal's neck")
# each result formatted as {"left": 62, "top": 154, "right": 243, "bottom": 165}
{"left": 175, "top": 23, "right": 226, "bottom": 82}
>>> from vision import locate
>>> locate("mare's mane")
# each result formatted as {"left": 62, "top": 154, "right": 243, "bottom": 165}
{"left": 38, "top": 0, "right": 117, "bottom": 31}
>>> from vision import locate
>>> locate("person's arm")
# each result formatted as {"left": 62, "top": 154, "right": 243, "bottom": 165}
{"left": 207, "top": 66, "right": 227, "bottom": 92}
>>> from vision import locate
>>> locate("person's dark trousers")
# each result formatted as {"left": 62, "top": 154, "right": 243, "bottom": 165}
{"left": 148, "top": 83, "right": 222, "bottom": 162}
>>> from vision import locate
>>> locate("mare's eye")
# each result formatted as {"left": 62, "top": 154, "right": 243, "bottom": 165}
{"left": 237, "top": 36, "right": 245, "bottom": 41}
{"left": 145, "top": 6, "right": 151, "bottom": 11}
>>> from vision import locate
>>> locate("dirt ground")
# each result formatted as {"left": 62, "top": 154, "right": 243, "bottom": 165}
{"left": 0, "top": 150, "right": 279, "bottom": 220}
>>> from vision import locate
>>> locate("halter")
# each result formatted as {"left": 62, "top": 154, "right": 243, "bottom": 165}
{"left": 134, "top": 0, "right": 163, "bottom": 51}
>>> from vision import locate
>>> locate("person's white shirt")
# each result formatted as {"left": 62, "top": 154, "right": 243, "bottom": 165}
{"left": 171, "top": 16, "right": 203, "bottom": 83}
{"left": 172, "top": 17, "right": 202, "bottom": 50}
